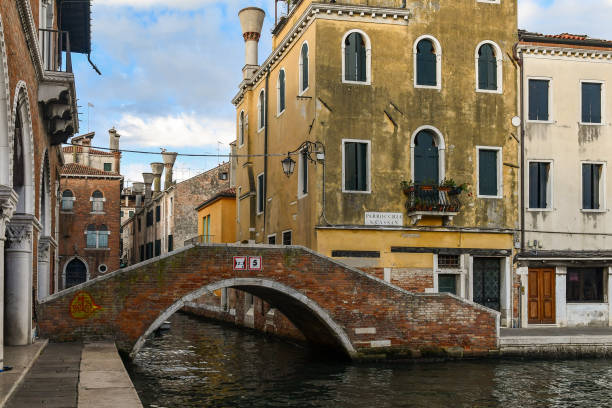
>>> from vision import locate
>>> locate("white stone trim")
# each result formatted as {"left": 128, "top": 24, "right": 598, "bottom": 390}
{"left": 474, "top": 40, "right": 503, "bottom": 94}
{"left": 526, "top": 76, "right": 553, "bottom": 123}
{"left": 62, "top": 256, "right": 90, "bottom": 290}
{"left": 476, "top": 145, "right": 503, "bottom": 199}
{"left": 341, "top": 138, "right": 371, "bottom": 194}
{"left": 341, "top": 29, "right": 372, "bottom": 85}
{"left": 409, "top": 125, "right": 446, "bottom": 183}
{"left": 526, "top": 159, "right": 554, "bottom": 211}
{"left": 298, "top": 41, "right": 309, "bottom": 95}
{"left": 579, "top": 79, "right": 605, "bottom": 125}
{"left": 580, "top": 160, "right": 606, "bottom": 212}
{"left": 413, "top": 34, "right": 442, "bottom": 90}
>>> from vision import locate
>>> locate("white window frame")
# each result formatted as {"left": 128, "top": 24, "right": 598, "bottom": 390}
{"left": 475, "top": 40, "right": 503, "bottom": 94}
{"left": 61, "top": 191, "right": 76, "bottom": 211}
{"left": 477, "top": 0, "right": 500, "bottom": 4}
{"left": 527, "top": 76, "right": 553, "bottom": 124}
{"left": 256, "top": 172, "right": 265, "bottom": 215}
{"left": 526, "top": 159, "right": 554, "bottom": 212}
{"left": 84, "top": 228, "right": 110, "bottom": 249}
{"left": 579, "top": 80, "right": 605, "bottom": 126}
{"left": 299, "top": 41, "right": 309, "bottom": 95}
{"left": 277, "top": 68, "right": 286, "bottom": 117}
{"left": 433, "top": 253, "right": 467, "bottom": 299}
{"left": 267, "top": 233, "right": 276, "bottom": 245}
{"left": 580, "top": 161, "right": 606, "bottom": 213}
{"left": 341, "top": 29, "right": 372, "bottom": 86}
{"left": 341, "top": 139, "right": 372, "bottom": 194}
{"left": 282, "top": 229, "right": 293, "bottom": 246}
{"left": 298, "top": 149, "right": 308, "bottom": 199}
{"left": 476, "top": 146, "right": 503, "bottom": 199}
{"left": 90, "top": 195, "right": 106, "bottom": 213}
{"left": 410, "top": 125, "right": 446, "bottom": 183}
{"left": 257, "top": 89, "right": 265, "bottom": 132}
{"left": 413, "top": 34, "right": 442, "bottom": 90}
{"left": 238, "top": 110, "right": 245, "bottom": 147}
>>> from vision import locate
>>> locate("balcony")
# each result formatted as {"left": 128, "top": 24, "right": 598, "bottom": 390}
{"left": 39, "top": 29, "right": 73, "bottom": 73}
{"left": 403, "top": 184, "right": 463, "bottom": 225}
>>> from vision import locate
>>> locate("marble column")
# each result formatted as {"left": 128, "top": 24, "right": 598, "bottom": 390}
{"left": 5, "top": 214, "right": 38, "bottom": 346}
{"left": 37, "top": 237, "right": 52, "bottom": 300}
{"left": 0, "top": 187, "right": 18, "bottom": 368}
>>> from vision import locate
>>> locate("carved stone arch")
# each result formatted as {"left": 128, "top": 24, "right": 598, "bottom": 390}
{"left": 11, "top": 81, "right": 36, "bottom": 215}
{"left": 0, "top": 13, "right": 11, "bottom": 187}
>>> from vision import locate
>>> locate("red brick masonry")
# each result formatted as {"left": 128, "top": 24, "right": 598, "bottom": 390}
{"left": 37, "top": 244, "right": 499, "bottom": 361}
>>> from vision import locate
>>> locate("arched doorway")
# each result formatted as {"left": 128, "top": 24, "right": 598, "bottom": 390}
{"left": 65, "top": 258, "right": 87, "bottom": 288}
{"left": 413, "top": 130, "right": 439, "bottom": 184}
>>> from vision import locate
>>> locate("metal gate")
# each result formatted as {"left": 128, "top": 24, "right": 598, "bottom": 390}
{"left": 65, "top": 259, "right": 87, "bottom": 288}
{"left": 472, "top": 258, "right": 501, "bottom": 311}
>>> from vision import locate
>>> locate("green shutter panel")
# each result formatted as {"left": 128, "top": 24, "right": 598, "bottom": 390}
{"left": 357, "top": 35, "right": 367, "bottom": 82}
{"left": 529, "top": 163, "right": 538, "bottom": 208}
{"left": 301, "top": 44, "right": 309, "bottom": 90}
{"left": 582, "top": 83, "right": 601, "bottom": 123}
{"left": 479, "top": 150, "right": 498, "bottom": 196}
{"left": 592, "top": 165, "right": 600, "bottom": 210}
{"left": 345, "top": 142, "right": 357, "bottom": 190}
{"left": 345, "top": 35, "right": 356, "bottom": 81}
{"left": 529, "top": 80, "right": 549, "bottom": 121}
{"left": 538, "top": 163, "right": 548, "bottom": 208}
{"left": 417, "top": 40, "right": 437, "bottom": 86}
{"left": 357, "top": 142, "right": 368, "bottom": 191}
{"left": 582, "top": 164, "right": 592, "bottom": 209}
{"left": 488, "top": 55, "right": 497, "bottom": 90}
{"left": 279, "top": 71, "right": 285, "bottom": 112}
{"left": 413, "top": 131, "right": 439, "bottom": 184}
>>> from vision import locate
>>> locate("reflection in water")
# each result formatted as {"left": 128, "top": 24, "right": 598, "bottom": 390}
{"left": 127, "top": 313, "right": 612, "bottom": 408}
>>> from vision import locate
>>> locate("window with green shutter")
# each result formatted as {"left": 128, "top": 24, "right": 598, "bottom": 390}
{"left": 104, "top": 163, "right": 112, "bottom": 172}
{"left": 416, "top": 39, "right": 437, "bottom": 86}
{"left": 344, "top": 141, "right": 369, "bottom": 192}
{"left": 582, "top": 82, "right": 602, "bottom": 124}
{"left": 300, "top": 43, "right": 309, "bottom": 92}
{"left": 528, "top": 79, "right": 549, "bottom": 121}
{"left": 477, "top": 44, "right": 497, "bottom": 91}
{"left": 257, "top": 173, "right": 265, "bottom": 213}
{"left": 529, "top": 162, "right": 550, "bottom": 209}
{"left": 582, "top": 163, "right": 602, "bottom": 210}
{"left": 278, "top": 69, "right": 286, "bottom": 114}
{"left": 414, "top": 130, "right": 439, "bottom": 184}
{"left": 478, "top": 149, "right": 499, "bottom": 197}
{"left": 344, "top": 32, "right": 367, "bottom": 82}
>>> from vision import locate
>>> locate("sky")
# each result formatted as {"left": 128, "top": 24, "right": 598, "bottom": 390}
{"left": 70, "top": 0, "right": 612, "bottom": 185}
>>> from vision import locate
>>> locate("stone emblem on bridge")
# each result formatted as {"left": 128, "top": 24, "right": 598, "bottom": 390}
{"left": 233, "top": 256, "right": 247, "bottom": 270}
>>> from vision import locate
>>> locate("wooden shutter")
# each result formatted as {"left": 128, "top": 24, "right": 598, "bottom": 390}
{"left": 301, "top": 44, "right": 309, "bottom": 90}
{"left": 345, "top": 34, "right": 357, "bottom": 81}
{"left": 582, "top": 164, "right": 592, "bottom": 209}
{"left": 478, "top": 44, "right": 497, "bottom": 90}
{"left": 582, "top": 83, "right": 601, "bottom": 123}
{"left": 345, "top": 142, "right": 357, "bottom": 190}
{"left": 357, "top": 34, "right": 367, "bottom": 82}
{"left": 479, "top": 150, "right": 498, "bottom": 196}
{"left": 356, "top": 142, "right": 368, "bottom": 191}
{"left": 279, "top": 71, "right": 285, "bottom": 112}
{"left": 414, "top": 131, "right": 439, "bottom": 184}
{"left": 529, "top": 162, "right": 548, "bottom": 208}
{"left": 417, "top": 40, "right": 436, "bottom": 86}
{"left": 529, "top": 80, "right": 549, "bottom": 121}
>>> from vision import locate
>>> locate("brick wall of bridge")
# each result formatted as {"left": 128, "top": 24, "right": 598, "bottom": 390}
{"left": 37, "top": 245, "right": 499, "bottom": 360}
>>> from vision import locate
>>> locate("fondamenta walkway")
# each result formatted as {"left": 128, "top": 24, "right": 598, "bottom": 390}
{"left": 37, "top": 244, "right": 499, "bottom": 361}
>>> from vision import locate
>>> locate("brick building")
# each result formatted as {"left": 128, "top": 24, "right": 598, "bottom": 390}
{"left": 0, "top": 0, "right": 94, "bottom": 362}
{"left": 59, "top": 131, "right": 122, "bottom": 288}
{"left": 122, "top": 159, "right": 231, "bottom": 267}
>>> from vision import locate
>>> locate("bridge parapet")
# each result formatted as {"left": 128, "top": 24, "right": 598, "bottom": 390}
{"left": 38, "top": 244, "right": 500, "bottom": 360}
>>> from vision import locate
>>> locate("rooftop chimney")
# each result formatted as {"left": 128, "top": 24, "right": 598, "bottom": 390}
{"left": 133, "top": 182, "right": 145, "bottom": 207}
{"left": 151, "top": 162, "right": 164, "bottom": 192}
{"left": 142, "top": 173, "right": 154, "bottom": 203}
{"left": 161, "top": 151, "right": 178, "bottom": 190}
{"left": 109, "top": 128, "right": 121, "bottom": 173}
{"left": 239, "top": 7, "right": 265, "bottom": 79}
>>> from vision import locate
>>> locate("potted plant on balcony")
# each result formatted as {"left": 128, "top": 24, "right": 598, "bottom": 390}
{"left": 400, "top": 180, "right": 415, "bottom": 195}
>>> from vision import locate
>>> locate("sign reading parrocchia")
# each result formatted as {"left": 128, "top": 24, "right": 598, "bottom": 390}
{"left": 364, "top": 212, "right": 404, "bottom": 226}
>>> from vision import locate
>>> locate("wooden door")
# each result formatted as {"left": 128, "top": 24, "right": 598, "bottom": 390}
{"left": 528, "top": 268, "right": 556, "bottom": 324}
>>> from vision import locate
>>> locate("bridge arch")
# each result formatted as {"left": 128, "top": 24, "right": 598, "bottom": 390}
{"left": 131, "top": 277, "right": 356, "bottom": 359}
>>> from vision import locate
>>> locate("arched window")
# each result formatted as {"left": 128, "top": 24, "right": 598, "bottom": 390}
{"left": 91, "top": 190, "right": 104, "bottom": 212}
{"left": 257, "top": 90, "right": 265, "bottom": 130}
{"left": 476, "top": 41, "right": 502, "bottom": 93}
{"left": 299, "top": 42, "right": 309, "bottom": 93}
{"left": 277, "top": 69, "right": 286, "bottom": 115}
{"left": 238, "top": 110, "right": 245, "bottom": 146}
{"left": 65, "top": 258, "right": 87, "bottom": 288}
{"left": 86, "top": 224, "right": 97, "bottom": 248}
{"left": 61, "top": 189, "right": 74, "bottom": 211}
{"left": 98, "top": 225, "right": 109, "bottom": 248}
{"left": 415, "top": 38, "right": 439, "bottom": 87}
{"left": 343, "top": 31, "right": 370, "bottom": 83}
{"left": 411, "top": 126, "right": 446, "bottom": 185}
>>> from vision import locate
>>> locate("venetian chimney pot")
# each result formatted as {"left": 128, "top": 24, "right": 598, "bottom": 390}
{"left": 133, "top": 182, "right": 145, "bottom": 207}
{"left": 142, "top": 173, "right": 154, "bottom": 203}
{"left": 239, "top": 7, "right": 265, "bottom": 79}
{"left": 150, "top": 162, "right": 164, "bottom": 192}
{"left": 161, "top": 152, "right": 178, "bottom": 190}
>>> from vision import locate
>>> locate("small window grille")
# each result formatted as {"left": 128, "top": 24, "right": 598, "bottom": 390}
{"left": 438, "top": 255, "right": 460, "bottom": 268}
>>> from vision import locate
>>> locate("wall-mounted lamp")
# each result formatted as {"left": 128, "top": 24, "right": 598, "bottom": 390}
{"left": 280, "top": 141, "right": 325, "bottom": 177}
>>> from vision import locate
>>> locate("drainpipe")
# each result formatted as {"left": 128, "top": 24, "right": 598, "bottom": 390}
{"left": 263, "top": 69, "right": 270, "bottom": 239}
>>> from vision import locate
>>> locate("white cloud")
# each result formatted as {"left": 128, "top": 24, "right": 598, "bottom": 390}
{"left": 117, "top": 112, "right": 235, "bottom": 148}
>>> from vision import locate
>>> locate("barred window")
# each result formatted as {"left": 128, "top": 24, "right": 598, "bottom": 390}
{"left": 438, "top": 255, "right": 460, "bottom": 268}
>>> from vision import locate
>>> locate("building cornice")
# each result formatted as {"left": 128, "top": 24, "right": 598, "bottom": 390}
{"left": 232, "top": 2, "right": 412, "bottom": 106}
{"left": 61, "top": 174, "right": 123, "bottom": 180}
{"left": 517, "top": 43, "right": 612, "bottom": 61}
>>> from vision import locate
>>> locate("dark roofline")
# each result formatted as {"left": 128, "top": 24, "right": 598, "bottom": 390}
{"left": 519, "top": 29, "right": 612, "bottom": 49}
{"left": 195, "top": 190, "right": 236, "bottom": 211}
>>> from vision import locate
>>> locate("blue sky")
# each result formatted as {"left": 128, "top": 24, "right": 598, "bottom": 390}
{"left": 71, "top": 0, "right": 612, "bottom": 184}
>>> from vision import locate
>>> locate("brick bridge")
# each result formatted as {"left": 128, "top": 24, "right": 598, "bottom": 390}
{"left": 37, "top": 244, "right": 500, "bottom": 360}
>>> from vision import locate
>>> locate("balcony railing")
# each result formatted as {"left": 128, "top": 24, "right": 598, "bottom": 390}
{"left": 405, "top": 184, "right": 463, "bottom": 214}
{"left": 39, "top": 29, "right": 72, "bottom": 73}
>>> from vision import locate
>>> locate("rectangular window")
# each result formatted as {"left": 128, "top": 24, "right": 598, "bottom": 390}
{"left": 98, "top": 232, "right": 108, "bottom": 248}
{"left": 268, "top": 235, "right": 276, "bottom": 245}
{"left": 582, "top": 163, "right": 603, "bottom": 210}
{"left": 155, "top": 239, "right": 161, "bottom": 257}
{"left": 438, "top": 274, "right": 457, "bottom": 295}
{"left": 156, "top": 205, "right": 161, "bottom": 222}
{"left": 86, "top": 231, "right": 97, "bottom": 248}
{"left": 129, "top": 210, "right": 134, "bottom": 218}
{"left": 478, "top": 148, "right": 500, "bottom": 197}
{"left": 104, "top": 163, "right": 112, "bottom": 172}
{"left": 282, "top": 230, "right": 292, "bottom": 246}
{"left": 567, "top": 268, "right": 604, "bottom": 303}
{"left": 92, "top": 200, "right": 104, "bottom": 212}
{"left": 529, "top": 162, "right": 551, "bottom": 209}
{"left": 582, "top": 82, "right": 602, "bottom": 124}
{"left": 168, "top": 235, "right": 173, "bottom": 252}
{"left": 343, "top": 140, "right": 369, "bottom": 192}
{"left": 438, "top": 255, "right": 460, "bottom": 268}
{"left": 61, "top": 198, "right": 74, "bottom": 211}
{"left": 528, "top": 79, "right": 550, "bottom": 121}
{"left": 121, "top": 211, "right": 124, "bottom": 218}
{"left": 257, "top": 173, "right": 265, "bottom": 214}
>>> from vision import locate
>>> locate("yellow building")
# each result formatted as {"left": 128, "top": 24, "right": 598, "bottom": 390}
{"left": 233, "top": 0, "right": 519, "bottom": 327}
{"left": 196, "top": 189, "right": 236, "bottom": 244}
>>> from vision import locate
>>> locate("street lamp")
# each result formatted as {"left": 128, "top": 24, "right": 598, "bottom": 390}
{"left": 280, "top": 141, "right": 325, "bottom": 177}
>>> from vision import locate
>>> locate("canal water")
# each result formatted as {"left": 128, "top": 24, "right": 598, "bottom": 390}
{"left": 127, "top": 313, "right": 612, "bottom": 408}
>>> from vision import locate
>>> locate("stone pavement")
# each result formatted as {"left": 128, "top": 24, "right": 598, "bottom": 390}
{"left": 0, "top": 340, "right": 48, "bottom": 407}
{"left": 3, "top": 342, "right": 142, "bottom": 408}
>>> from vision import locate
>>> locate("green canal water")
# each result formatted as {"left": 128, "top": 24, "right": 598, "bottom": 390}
{"left": 126, "top": 313, "right": 612, "bottom": 407}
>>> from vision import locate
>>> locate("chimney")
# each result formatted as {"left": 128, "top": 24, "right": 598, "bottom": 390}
{"left": 142, "top": 173, "right": 154, "bottom": 203}
{"left": 109, "top": 128, "right": 121, "bottom": 173}
{"left": 238, "top": 7, "right": 265, "bottom": 79}
{"left": 150, "top": 162, "right": 164, "bottom": 192}
{"left": 161, "top": 151, "right": 178, "bottom": 190}
{"left": 133, "top": 182, "right": 144, "bottom": 207}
